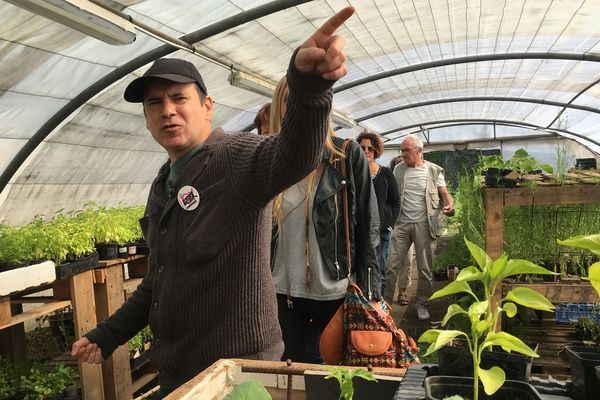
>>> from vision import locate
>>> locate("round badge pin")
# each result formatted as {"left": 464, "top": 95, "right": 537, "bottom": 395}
{"left": 177, "top": 185, "right": 200, "bottom": 211}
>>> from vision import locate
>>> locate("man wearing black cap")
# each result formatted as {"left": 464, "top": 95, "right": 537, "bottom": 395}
{"left": 71, "top": 7, "right": 355, "bottom": 397}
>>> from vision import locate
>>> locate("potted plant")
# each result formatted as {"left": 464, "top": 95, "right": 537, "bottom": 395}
{"left": 20, "top": 364, "right": 78, "bottom": 400}
{"left": 128, "top": 325, "right": 153, "bottom": 371}
{"left": 0, "top": 225, "right": 30, "bottom": 271}
{"left": 0, "top": 356, "right": 18, "bottom": 400}
{"left": 418, "top": 237, "right": 556, "bottom": 400}
{"left": 557, "top": 233, "right": 600, "bottom": 400}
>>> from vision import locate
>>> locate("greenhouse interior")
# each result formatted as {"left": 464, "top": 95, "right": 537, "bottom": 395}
{"left": 1, "top": 0, "right": 600, "bottom": 399}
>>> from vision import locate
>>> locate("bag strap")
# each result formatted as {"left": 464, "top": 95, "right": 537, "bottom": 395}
{"left": 340, "top": 139, "right": 352, "bottom": 276}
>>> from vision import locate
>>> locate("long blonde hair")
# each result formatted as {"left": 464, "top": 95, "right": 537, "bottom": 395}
{"left": 268, "top": 75, "right": 345, "bottom": 227}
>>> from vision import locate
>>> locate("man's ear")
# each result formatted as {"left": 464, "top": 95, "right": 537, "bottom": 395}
{"left": 203, "top": 96, "right": 214, "bottom": 121}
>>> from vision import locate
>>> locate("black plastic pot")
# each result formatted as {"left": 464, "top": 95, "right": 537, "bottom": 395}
{"left": 96, "top": 243, "right": 118, "bottom": 260}
{"left": 484, "top": 168, "right": 518, "bottom": 188}
{"left": 0, "top": 260, "right": 29, "bottom": 272}
{"left": 438, "top": 339, "right": 537, "bottom": 382}
{"left": 117, "top": 244, "right": 128, "bottom": 258}
{"left": 425, "top": 376, "right": 542, "bottom": 400}
{"left": 56, "top": 253, "right": 99, "bottom": 280}
{"left": 565, "top": 345, "right": 600, "bottom": 400}
{"left": 127, "top": 243, "right": 137, "bottom": 256}
{"left": 62, "top": 384, "right": 81, "bottom": 400}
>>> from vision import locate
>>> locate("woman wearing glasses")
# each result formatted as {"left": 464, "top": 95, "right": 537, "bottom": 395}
{"left": 267, "top": 76, "right": 381, "bottom": 363}
{"left": 357, "top": 132, "right": 400, "bottom": 299}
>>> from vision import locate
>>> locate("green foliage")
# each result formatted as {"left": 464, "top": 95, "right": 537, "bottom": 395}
{"left": 419, "top": 237, "right": 557, "bottom": 400}
{"left": 128, "top": 326, "right": 153, "bottom": 357}
{"left": 0, "top": 204, "right": 144, "bottom": 264}
{"left": 323, "top": 366, "right": 377, "bottom": 400}
{"left": 474, "top": 149, "right": 553, "bottom": 177}
{"left": 20, "top": 364, "right": 79, "bottom": 400}
{"left": 0, "top": 356, "right": 18, "bottom": 400}
{"left": 575, "top": 317, "right": 600, "bottom": 343}
{"left": 224, "top": 380, "right": 272, "bottom": 400}
{"left": 557, "top": 234, "right": 600, "bottom": 296}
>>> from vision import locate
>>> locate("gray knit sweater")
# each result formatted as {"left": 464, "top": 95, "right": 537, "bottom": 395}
{"left": 84, "top": 57, "right": 333, "bottom": 393}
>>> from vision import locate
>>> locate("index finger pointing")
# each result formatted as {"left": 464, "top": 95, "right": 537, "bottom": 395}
{"left": 316, "top": 6, "right": 355, "bottom": 37}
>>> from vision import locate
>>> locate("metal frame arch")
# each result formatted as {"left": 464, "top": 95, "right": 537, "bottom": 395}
{"left": 0, "top": 0, "right": 311, "bottom": 194}
{"left": 354, "top": 96, "right": 600, "bottom": 123}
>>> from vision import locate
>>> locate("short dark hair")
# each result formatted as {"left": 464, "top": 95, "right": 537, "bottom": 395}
{"left": 356, "top": 132, "right": 384, "bottom": 159}
{"left": 254, "top": 103, "right": 271, "bottom": 135}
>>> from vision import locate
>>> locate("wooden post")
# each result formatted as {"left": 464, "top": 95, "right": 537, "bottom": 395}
{"left": 70, "top": 271, "right": 105, "bottom": 400}
{"left": 94, "top": 265, "right": 133, "bottom": 400}
{"left": 0, "top": 302, "right": 27, "bottom": 368}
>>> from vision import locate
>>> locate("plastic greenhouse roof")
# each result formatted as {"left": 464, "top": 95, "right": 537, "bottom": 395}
{"left": 1, "top": 0, "right": 600, "bottom": 225}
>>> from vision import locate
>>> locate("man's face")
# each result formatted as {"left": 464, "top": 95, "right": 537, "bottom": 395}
{"left": 143, "top": 79, "right": 213, "bottom": 161}
{"left": 400, "top": 138, "right": 422, "bottom": 167}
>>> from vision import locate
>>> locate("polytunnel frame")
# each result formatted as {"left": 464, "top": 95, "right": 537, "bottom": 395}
{"left": 0, "top": 0, "right": 311, "bottom": 195}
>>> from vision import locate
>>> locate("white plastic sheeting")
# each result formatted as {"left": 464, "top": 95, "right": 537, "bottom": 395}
{"left": 1, "top": 0, "right": 600, "bottom": 225}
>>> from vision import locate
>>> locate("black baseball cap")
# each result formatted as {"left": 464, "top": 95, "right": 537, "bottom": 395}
{"left": 124, "top": 58, "right": 208, "bottom": 103}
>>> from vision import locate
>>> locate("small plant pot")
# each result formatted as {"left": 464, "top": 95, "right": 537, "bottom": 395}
{"left": 62, "top": 384, "right": 81, "bottom": 400}
{"left": 127, "top": 243, "right": 137, "bottom": 256}
{"left": 117, "top": 244, "right": 129, "bottom": 258}
{"left": 565, "top": 345, "right": 600, "bottom": 400}
{"left": 447, "top": 265, "right": 459, "bottom": 281}
{"left": 424, "top": 376, "right": 543, "bottom": 400}
{"left": 484, "top": 168, "right": 518, "bottom": 188}
{"left": 438, "top": 338, "right": 537, "bottom": 382}
{"left": 45, "top": 393, "right": 64, "bottom": 400}
{"left": 304, "top": 370, "right": 401, "bottom": 400}
{"left": 56, "top": 253, "right": 99, "bottom": 280}
{"left": 129, "top": 350, "right": 151, "bottom": 371}
{"left": 96, "top": 243, "right": 118, "bottom": 260}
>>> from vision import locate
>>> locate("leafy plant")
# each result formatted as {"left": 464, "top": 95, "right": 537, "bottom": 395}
{"left": 557, "top": 234, "right": 600, "bottom": 296}
{"left": 575, "top": 317, "right": 600, "bottom": 343}
{"left": 323, "top": 366, "right": 377, "bottom": 400}
{"left": 20, "top": 364, "right": 78, "bottom": 400}
{"left": 224, "top": 380, "right": 272, "bottom": 400}
{"left": 128, "top": 325, "right": 153, "bottom": 357}
{"left": 0, "top": 356, "right": 18, "bottom": 400}
{"left": 418, "top": 237, "right": 557, "bottom": 400}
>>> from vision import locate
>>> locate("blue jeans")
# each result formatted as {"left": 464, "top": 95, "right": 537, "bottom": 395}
{"left": 379, "top": 230, "right": 391, "bottom": 297}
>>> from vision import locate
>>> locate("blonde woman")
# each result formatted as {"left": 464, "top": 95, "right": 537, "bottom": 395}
{"left": 267, "top": 76, "right": 380, "bottom": 362}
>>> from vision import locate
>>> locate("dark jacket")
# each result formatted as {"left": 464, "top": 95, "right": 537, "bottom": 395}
{"left": 274, "top": 137, "right": 381, "bottom": 300}
{"left": 373, "top": 166, "right": 400, "bottom": 232}
{"left": 84, "top": 58, "right": 334, "bottom": 394}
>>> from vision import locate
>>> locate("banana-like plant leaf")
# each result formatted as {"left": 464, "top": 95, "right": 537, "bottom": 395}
{"left": 468, "top": 300, "right": 489, "bottom": 319}
{"left": 489, "top": 254, "right": 508, "bottom": 281}
{"left": 442, "top": 304, "right": 468, "bottom": 326}
{"left": 499, "top": 259, "right": 557, "bottom": 281}
{"left": 456, "top": 266, "right": 483, "bottom": 282}
{"left": 484, "top": 332, "right": 539, "bottom": 357}
{"left": 464, "top": 236, "right": 491, "bottom": 271}
{"left": 418, "top": 329, "right": 441, "bottom": 344}
{"left": 502, "top": 302, "right": 517, "bottom": 318}
{"left": 430, "top": 280, "right": 475, "bottom": 300}
{"left": 557, "top": 234, "right": 600, "bottom": 256}
{"left": 475, "top": 320, "right": 492, "bottom": 335}
{"left": 505, "top": 287, "right": 555, "bottom": 312}
{"left": 479, "top": 366, "right": 506, "bottom": 395}
{"left": 589, "top": 262, "right": 600, "bottom": 297}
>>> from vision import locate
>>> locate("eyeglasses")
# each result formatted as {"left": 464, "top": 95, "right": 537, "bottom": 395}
{"left": 400, "top": 147, "right": 418, "bottom": 153}
{"left": 361, "top": 145, "right": 376, "bottom": 153}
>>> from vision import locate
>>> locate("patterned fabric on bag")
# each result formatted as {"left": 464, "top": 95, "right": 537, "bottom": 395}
{"left": 343, "top": 282, "right": 420, "bottom": 368}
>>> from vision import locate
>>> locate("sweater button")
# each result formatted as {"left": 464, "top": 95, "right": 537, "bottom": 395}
{"left": 154, "top": 338, "right": 160, "bottom": 347}
{"left": 158, "top": 265, "right": 164, "bottom": 273}
{"left": 152, "top": 301, "right": 158, "bottom": 310}
{"left": 160, "top": 228, "right": 167, "bottom": 235}
{"left": 341, "top": 180, "right": 347, "bottom": 185}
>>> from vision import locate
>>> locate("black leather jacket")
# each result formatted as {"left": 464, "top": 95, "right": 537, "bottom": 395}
{"left": 273, "top": 137, "right": 381, "bottom": 299}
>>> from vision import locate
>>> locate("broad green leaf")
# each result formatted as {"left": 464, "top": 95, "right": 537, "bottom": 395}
{"left": 589, "top": 262, "right": 600, "bottom": 297}
{"left": 350, "top": 369, "right": 378, "bottom": 382}
{"left": 502, "top": 302, "right": 517, "bottom": 318}
{"left": 418, "top": 329, "right": 441, "bottom": 344}
{"left": 464, "top": 237, "right": 491, "bottom": 271}
{"left": 475, "top": 320, "right": 492, "bottom": 335}
{"left": 468, "top": 301, "right": 489, "bottom": 319}
{"left": 513, "top": 148, "right": 529, "bottom": 158}
{"left": 442, "top": 304, "right": 468, "bottom": 326}
{"left": 484, "top": 332, "right": 538, "bottom": 357}
{"left": 456, "top": 266, "right": 483, "bottom": 282}
{"left": 489, "top": 254, "right": 508, "bottom": 281}
{"left": 430, "top": 280, "right": 475, "bottom": 300}
{"left": 434, "top": 330, "right": 465, "bottom": 351}
{"left": 479, "top": 366, "right": 505, "bottom": 395}
{"left": 442, "top": 396, "right": 465, "bottom": 400}
{"left": 505, "top": 287, "right": 555, "bottom": 312}
{"left": 499, "top": 259, "right": 557, "bottom": 281}
{"left": 224, "top": 380, "right": 272, "bottom": 400}
{"left": 541, "top": 163, "right": 553, "bottom": 173}
{"left": 557, "top": 234, "right": 600, "bottom": 256}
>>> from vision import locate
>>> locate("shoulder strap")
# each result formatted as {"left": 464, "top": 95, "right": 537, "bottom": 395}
{"left": 340, "top": 139, "right": 352, "bottom": 275}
